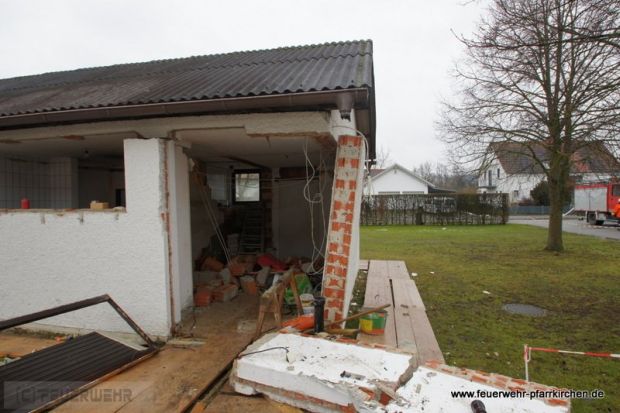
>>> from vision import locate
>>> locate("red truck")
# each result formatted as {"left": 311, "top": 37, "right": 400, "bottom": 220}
{"left": 574, "top": 180, "right": 620, "bottom": 225}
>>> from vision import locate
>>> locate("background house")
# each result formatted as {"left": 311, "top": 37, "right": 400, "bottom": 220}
{"left": 0, "top": 40, "right": 375, "bottom": 337}
{"left": 478, "top": 141, "right": 619, "bottom": 203}
{"left": 365, "top": 163, "right": 452, "bottom": 195}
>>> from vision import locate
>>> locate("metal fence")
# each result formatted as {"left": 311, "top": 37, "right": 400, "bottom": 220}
{"left": 361, "top": 193, "right": 509, "bottom": 225}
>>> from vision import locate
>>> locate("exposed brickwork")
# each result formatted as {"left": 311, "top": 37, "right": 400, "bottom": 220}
{"left": 424, "top": 361, "right": 571, "bottom": 408}
{"left": 322, "top": 135, "right": 364, "bottom": 321}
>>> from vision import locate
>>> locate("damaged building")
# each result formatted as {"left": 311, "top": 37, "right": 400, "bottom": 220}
{"left": 0, "top": 40, "right": 375, "bottom": 339}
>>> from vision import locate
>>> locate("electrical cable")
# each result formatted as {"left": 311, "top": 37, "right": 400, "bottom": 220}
{"left": 191, "top": 160, "right": 232, "bottom": 263}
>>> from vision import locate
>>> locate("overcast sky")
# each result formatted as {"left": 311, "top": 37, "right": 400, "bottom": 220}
{"left": 0, "top": 0, "right": 484, "bottom": 168}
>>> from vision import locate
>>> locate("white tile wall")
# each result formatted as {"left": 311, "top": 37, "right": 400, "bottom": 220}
{"left": 0, "top": 157, "right": 78, "bottom": 209}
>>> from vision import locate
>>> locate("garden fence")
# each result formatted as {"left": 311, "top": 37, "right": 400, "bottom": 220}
{"left": 361, "top": 193, "right": 509, "bottom": 225}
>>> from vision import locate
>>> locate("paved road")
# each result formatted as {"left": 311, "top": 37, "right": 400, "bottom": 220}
{"left": 510, "top": 216, "right": 620, "bottom": 240}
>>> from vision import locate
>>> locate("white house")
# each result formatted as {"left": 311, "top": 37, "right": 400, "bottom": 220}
{"left": 0, "top": 40, "right": 375, "bottom": 338}
{"left": 365, "top": 163, "right": 438, "bottom": 195}
{"left": 478, "top": 141, "right": 619, "bottom": 203}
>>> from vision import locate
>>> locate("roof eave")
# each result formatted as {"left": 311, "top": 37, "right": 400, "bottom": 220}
{"left": 0, "top": 88, "right": 374, "bottom": 144}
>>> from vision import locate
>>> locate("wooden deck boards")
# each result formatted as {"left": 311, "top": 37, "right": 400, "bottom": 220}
{"left": 361, "top": 260, "right": 398, "bottom": 346}
{"left": 358, "top": 259, "right": 444, "bottom": 365}
{"left": 0, "top": 333, "right": 57, "bottom": 358}
{"left": 51, "top": 294, "right": 275, "bottom": 413}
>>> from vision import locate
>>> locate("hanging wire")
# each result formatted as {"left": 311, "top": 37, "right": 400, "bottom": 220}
{"left": 191, "top": 160, "right": 232, "bottom": 263}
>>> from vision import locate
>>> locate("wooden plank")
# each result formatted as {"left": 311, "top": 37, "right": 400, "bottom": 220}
{"left": 359, "top": 260, "right": 397, "bottom": 347}
{"left": 358, "top": 261, "right": 443, "bottom": 366}
{"left": 386, "top": 260, "right": 411, "bottom": 280}
{"left": 409, "top": 308, "right": 445, "bottom": 364}
{"left": 391, "top": 279, "right": 425, "bottom": 311}
{"left": 390, "top": 279, "right": 418, "bottom": 356}
{"left": 202, "top": 383, "right": 294, "bottom": 413}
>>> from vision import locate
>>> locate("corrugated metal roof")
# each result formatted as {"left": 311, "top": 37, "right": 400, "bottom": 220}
{"left": 0, "top": 40, "right": 373, "bottom": 117}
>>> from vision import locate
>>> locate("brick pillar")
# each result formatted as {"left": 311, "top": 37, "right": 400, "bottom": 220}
{"left": 322, "top": 135, "right": 365, "bottom": 321}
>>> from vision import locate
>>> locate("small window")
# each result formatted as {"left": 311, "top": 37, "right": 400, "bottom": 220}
{"left": 234, "top": 171, "right": 260, "bottom": 202}
{"left": 612, "top": 185, "right": 620, "bottom": 196}
{"left": 513, "top": 190, "right": 519, "bottom": 198}
{"left": 497, "top": 168, "right": 500, "bottom": 178}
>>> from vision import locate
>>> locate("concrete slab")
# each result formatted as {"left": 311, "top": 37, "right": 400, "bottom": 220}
{"left": 230, "top": 332, "right": 416, "bottom": 412}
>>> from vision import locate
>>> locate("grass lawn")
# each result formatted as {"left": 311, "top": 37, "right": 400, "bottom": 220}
{"left": 360, "top": 224, "right": 620, "bottom": 413}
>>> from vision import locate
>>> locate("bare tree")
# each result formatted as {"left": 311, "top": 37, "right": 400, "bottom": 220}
{"left": 413, "top": 161, "right": 478, "bottom": 191}
{"left": 440, "top": 0, "right": 620, "bottom": 251}
{"left": 375, "top": 145, "right": 393, "bottom": 169}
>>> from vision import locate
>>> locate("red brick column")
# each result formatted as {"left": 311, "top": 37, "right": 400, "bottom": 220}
{"left": 322, "top": 135, "right": 364, "bottom": 321}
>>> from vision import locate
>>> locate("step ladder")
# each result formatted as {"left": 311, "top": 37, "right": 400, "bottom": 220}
{"left": 239, "top": 204, "right": 265, "bottom": 253}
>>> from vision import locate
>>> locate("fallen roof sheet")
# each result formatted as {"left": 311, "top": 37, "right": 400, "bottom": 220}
{"left": 0, "top": 332, "right": 154, "bottom": 412}
{"left": 0, "top": 295, "right": 158, "bottom": 412}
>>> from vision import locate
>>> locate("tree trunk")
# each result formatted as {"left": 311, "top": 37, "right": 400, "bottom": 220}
{"left": 545, "top": 151, "right": 570, "bottom": 252}
{"left": 546, "top": 179, "right": 564, "bottom": 251}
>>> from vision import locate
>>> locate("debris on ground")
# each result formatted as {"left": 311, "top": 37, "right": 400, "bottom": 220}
{"left": 230, "top": 333, "right": 571, "bottom": 413}
{"left": 230, "top": 332, "right": 416, "bottom": 412}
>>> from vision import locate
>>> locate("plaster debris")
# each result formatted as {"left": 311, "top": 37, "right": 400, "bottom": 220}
{"left": 385, "top": 366, "right": 569, "bottom": 413}
{"left": 232, "top": 334, "right": 570, "bottom": 413}
{"left": 482, "top": 290, "right": 491, "bottom": 295}
{"left": 230, "top": 333, "right": 415, "bottom": 412}
{"left": 410, "top": 272, "right": 418, "bottom": 277}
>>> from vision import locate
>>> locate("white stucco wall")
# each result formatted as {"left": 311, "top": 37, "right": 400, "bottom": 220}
{"left": 366, "top": 166, "right": 428, "bottom": 195}
{"left": 0, "top": 139, "right": 174, "bottom": 337}
{"left": 478, "top": 162, "right": 544, "bottom": 203}
{"left": 166, "top": 141, "right": 194, "bottom": 321}
{"left": 497, "top": 174, "right": 543, "bottom": 202}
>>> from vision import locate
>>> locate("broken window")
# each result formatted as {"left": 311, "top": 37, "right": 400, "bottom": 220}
{"left": 234, "top": 171, "right": 260, "bottom": 202}
{"left": 0, "top": 155, "right": 125, "bottom": 210}
{"left": 78, "top": 157, "right": 125, "bottom": 208}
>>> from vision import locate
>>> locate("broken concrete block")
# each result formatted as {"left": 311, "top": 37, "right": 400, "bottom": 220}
{"left": 193, "top": 270, "right": 220, "bottom": 286}
{"left": 212, "top": 284, "right": 239, "bottom": 302}
{"left": 230, "top": 333, "right": 415, "bottom": 412}
{"left": 256, "top": 266, "right": 271, "bottom": 287}
{"left": 385, "top": 363, "right": 570, "bottom": 413}
{"left": 201, "top": 256, "right": 224, "bottom": 272}
{"left": 240, "top": 276, "right": 258, "bottom": 295}
{"left": 219, "top": 268, "right": 232, "bottom": 284}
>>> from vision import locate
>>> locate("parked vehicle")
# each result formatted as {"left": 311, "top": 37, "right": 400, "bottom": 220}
{"left": 574, "top": 180, "right": 620, "bottom": 225}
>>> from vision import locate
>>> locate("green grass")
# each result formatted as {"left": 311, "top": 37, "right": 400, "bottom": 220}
{"left": 360, "top": 224, "right": 620, "bottom": 413}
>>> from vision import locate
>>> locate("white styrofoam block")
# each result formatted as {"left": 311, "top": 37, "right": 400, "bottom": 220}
{"left": 233, "top": 333, "right": 414, "bottom": 408}
{"left": 385, "top": 367, "right": 569, "bottom": 413}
